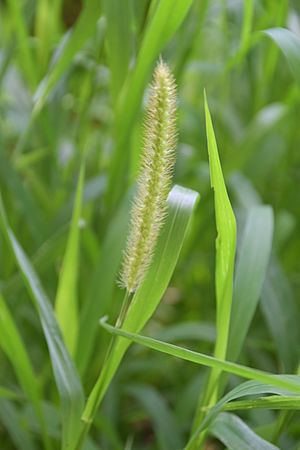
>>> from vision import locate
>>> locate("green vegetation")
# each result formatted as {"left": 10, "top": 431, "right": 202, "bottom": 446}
{"left": 0, "top": 1, "right": 300, "bottom": 449}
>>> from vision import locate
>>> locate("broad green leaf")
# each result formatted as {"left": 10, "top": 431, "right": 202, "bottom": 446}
{"left": 107, "top": 0, "right": 193, "bottom": 205}
{"left": 0, "top": 197, "right": 84, "bottom": 450}
{"left": 209, "top": 412, "right": 280, "bottom": 450}
{"left": 55, "top": 164, "right": 84, "bottom": 355}
{"left": 100, "top": 321, "right": 300, "bottom": 395}
{"left": 264, "top": 28, "right": 300, "bottom": 88}
{"left": 0, "top": 400, "right": 37, "bottom": 450}
{"left": 126, "top": 384, "right": 184, "bottom": 450}
{"left": 228, "top": 205, "right": 274, "bottom": 361}
{"left": 0, "top": 295, "right": 50, "bottom": 449}
{"left": 81, "top": 185, "right": 199, "bottom": 427}
{"left": 34, "top": 0, "right": 102, "bottom": 112}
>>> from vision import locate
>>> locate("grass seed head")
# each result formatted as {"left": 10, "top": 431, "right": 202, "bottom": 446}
{"left": 120, "top": 60, "right": 177, "bottom": 293}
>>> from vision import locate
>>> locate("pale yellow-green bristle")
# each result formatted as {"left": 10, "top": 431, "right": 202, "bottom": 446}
{"left": 120, "top": 60, "right": 177, "bottom": 293}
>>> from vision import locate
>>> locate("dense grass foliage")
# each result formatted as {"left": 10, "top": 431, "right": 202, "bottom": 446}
{"left": 0, "top": 1, "right": 300, "bottom": 449}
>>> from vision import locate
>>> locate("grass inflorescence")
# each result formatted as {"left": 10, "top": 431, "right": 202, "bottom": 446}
{"left": 121, "top": 60, "right": 177, "bottom": 293}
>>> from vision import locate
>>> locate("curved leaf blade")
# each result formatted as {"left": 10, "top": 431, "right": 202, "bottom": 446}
{"left": 204, "top": 92, "right": 236, "bottom": 358}
{"left": 55, "top": 164, "right": 85, "bottom": 355}
{"left": 0, "top": 295, "right": 50, "bottom": 449}
{"left": 108, "top": 0, "right": 193, "bottom": 205}
{"left": 210, "top": 412, "right": 280, "bottom": 450}
{"left": 228, "top": 205, "right": 274, "bottom": 361}
{"left": 0, "top": 196, "right": 84, "bottom": 450}
{"left": 224, "top": 395, "right": 300, "bottom": 411}
{"left": 100, "top": 321, "right": 300, "bottom": 395}
{"left": 82, "top": 185, "right": 199, "bottom": 422}
{"left": 126, "top": 384, "right": 184, "bottom": 450}
{"left": 34, "top": 0, "right": 102, "bottom": 111}
{"left": 264, "top": 28, "right": 300, "bottom": 88}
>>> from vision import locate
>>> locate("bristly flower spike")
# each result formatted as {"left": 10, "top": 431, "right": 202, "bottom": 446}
{"left": 120, "top": 60, "right": 177, "bottom": 293}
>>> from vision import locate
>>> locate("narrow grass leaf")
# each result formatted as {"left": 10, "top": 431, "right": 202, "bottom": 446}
{"left": 209, "top": 412, "right": 280, "bottom": 450}
{"left": 0, "top": 295, "right": 50, "bottom": 449}
{"left": 3, "top": 225, "right": 68, "bottom": 299}
{"left": 155, "top": 321, "right": 216, "bottom": 344}
{"left": 108, "top": 0, "right": 193, "bottom": 205}
{"left": 261, "top": 260, "right": 300, "bottom": 372}
{"left": 0, "top": 150, "right": 47, "bottom": 245}
{"left": 264, "top": 28, "right": 300, "bottom": 88}
{"left": 6, "top": 0, "right": 38, "bottom": 88}
{"left": 0, "top": 197, "right": 84, "bottom": 450}
{"left": 0, "top": 400, "right": 37, "bottom": 450}
{"left": 82, "top": 185, "right": 199, "bottom": 422}
{"left": 204, "top": 93, "right": 237, "bottom": 361}
{"left": 194, "top": 93, "right": 237, "bottom": 436}
{"left": 103, "top": 0, "right": 131, "bottom": 104}
{"left": 34, "top": 0, "right": 61, "bottom": 75}
{"left": 228, "top": 205, "right": 273, "bottom": 361}
{"left": 100, "top": 321, "right": 300, "bottom": 394}
{"left": 126, "top": 384, "right": 184, "bottom": 450}
{"left": 55, "top": 164, "right": 84, "bottom": 355}
{"left": 189, "top": 379, "right": 300, "bottom": 445}
{"left": 34, "top": 0, "right": 102, "bottom": 112}
{"left": 224, "top": 396, "right": 300, "bottom": 411}
{"left": 76, "top": 189, "right": 131, "bottom": 374}
{"left": 0, "top": 387, "right": 19, "bottom": 400}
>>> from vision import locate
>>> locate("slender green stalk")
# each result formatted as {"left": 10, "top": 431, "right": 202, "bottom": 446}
{"left": 74, "top": 291, "right": 132, "bottom": 450}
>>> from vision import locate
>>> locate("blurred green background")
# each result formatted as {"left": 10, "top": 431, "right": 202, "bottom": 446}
{"left": 0, "top": 0, "right": 300, "bottom": 449}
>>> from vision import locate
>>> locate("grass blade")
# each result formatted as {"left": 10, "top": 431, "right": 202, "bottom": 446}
{"left": 189, "top": 379, "right": 299, "bottom": 445}
{"left": 190, "top": 94, "right": 237, "bottom": 443}
{"left": 107, "top": 0, "right": 193, "bottom": 205}
{"left": 6, "top": 0, "right": 37, "bottom": 88}
{"left": 209, "top": 412, "right": 280, "bottom": 450}
{"left": 55, "top": 164, "right": 85, "bottom": 355}
{"left": 261, "top": 260, "right": 300, "bottom": 372}
{"left": 228, "top": 205, "right": 274, "bottom": 361}
{"left": 0, "top": 197, "right": 84, "bottom": 450}
{"left": 76, "top": 189, "right": 131, "bottom": 374}
{"left": 100, "top": 321, "right": 300, "bottom": 394}
{"left": 0, "top": 387, "right": 19, "bottom": 401}
{"left": 80, "top": 185, "right": 199, "bottom": 438}
{"left": 264, "top": 28, "right": 300, "bottom": 88}
{"left": 126, "top": 384, "right": 184, "bottom": 450}
{"left": 103, "top": 0, "right": 132, "bottom": 104}
{"left": 0, "top": 295, "right": 50, "bottom": 449}
{"left": 0, "top": 400, "right": 37, "bottom": 450}
{"left": 34, "top": 0, "right": 102, "bottom": 112}
{"left": 0, "top": 150, "right": 47, "bottom": 245}
{"left": 224, "top": 396, "right": 300, "bottom": 411}
{"left": 204, "top": 92, "right": 237, "bottom": 364}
